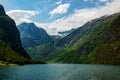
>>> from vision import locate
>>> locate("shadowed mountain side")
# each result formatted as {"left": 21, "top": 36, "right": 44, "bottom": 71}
{"left": 0, "top": 4, "right": 30, "bottom": 59}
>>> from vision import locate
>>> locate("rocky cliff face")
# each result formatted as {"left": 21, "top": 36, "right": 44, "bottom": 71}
{"left": 0, "top": 4, "right": 30, "bottom": 59}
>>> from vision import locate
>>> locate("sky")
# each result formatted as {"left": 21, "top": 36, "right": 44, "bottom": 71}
{"left": 0, "top": 0, "right": 120, "bottom": 35}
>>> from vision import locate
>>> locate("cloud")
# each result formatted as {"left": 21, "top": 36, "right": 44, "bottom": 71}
{"left": 6, "top": 10, "right": 40, "bottom": 25}
{"left": 6, "top": 0, "right": 120, "bottom": 35}
{"left": 35, "top": 0, "right": 120, "bottom": 35}
{"left": 50, "top": 3, "right": 70, "bottom": 17}
{"left": 55, "top": 0, "right": 62, "bottom": 5}
{"left": 99, "top": 0, "right": 109, "bottom": 2}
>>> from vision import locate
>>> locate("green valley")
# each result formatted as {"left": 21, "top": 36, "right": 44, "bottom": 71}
{"left": 18, "top": 12, "right": 120, "bottom": 65}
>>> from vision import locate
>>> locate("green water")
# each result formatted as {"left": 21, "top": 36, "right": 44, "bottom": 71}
{"left": 0, "top": 64, "right": 120, "bottom": 80}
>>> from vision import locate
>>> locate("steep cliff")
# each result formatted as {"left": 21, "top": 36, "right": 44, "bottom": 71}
{"left": 0, "top": 4, "right": 30, "bottom": 59}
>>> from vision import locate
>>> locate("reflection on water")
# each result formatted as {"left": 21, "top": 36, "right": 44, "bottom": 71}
{"left": 0, "top": 64, "right": 120, "bottom": 80}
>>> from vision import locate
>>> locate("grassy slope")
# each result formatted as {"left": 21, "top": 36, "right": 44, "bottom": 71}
{"left": 0, "top": 40, "right": 30, "bottom": 65}
{"left": 0, "top": 5, "right": 46, "bottom": 65}
{"left": 86, "top": 15, "right": 120, "bottom": 65}
{"left": 85, "top": 14, "right": 120, "bottom": 65}
{"left": 0, "top": 40, "right": 46, "bottom": 65}
{"left": 48, "top": 13, "right": 120, "bottom": 65}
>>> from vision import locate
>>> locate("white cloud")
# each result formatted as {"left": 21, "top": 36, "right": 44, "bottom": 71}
{"left": 6, "top": 0, "right": 120, "bottom": 35}
{"left": 105, "top": 2, "right": 110, "bottom": 5}
{"left": 50, "top": 3, "right": 70, "bottom": 17}
{"left": 35, "top": 0, "right": 120, "bottom": 35}
{"left": 6, "top": 10, "right": 40, "bottom": 25}
{"left": 55, "top": 0, "right": 62, "bottom": 5}
{"left": 99, "top": 0, "right": 108, "bottom": 2}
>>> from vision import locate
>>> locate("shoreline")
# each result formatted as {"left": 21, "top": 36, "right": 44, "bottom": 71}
{"left": 0, "top": 61, "right": 19, "bottom": 66}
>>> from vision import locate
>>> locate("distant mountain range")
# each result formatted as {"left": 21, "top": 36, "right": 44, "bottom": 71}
{"left": 18, "top": 12, "right": 120, "bottom": 65}
{"left": 58, "top": 28, "right": 76, "bottom": 37}
{"left": 50, "top": 28, "right": 76, "bottom": 39}
{"left": 1, "top": 4, "right": 119, "bottom": 65}
{"left": 2, "top": 2, "right": 120, "bottom": 65}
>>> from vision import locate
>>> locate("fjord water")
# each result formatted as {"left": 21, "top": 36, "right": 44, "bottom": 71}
{"left": 0, "top": 64, "right": 120, "bottom": 80}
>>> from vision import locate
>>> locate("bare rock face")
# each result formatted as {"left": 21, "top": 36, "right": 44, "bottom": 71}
{"left": 0, "top": 4, "right": 30, "bottom": 59}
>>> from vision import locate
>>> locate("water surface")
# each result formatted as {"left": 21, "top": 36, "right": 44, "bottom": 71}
{"left": 0, "top": 64, "right": 120, "bottom": 80}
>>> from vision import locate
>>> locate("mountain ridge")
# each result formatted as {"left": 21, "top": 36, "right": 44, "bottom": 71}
{"left": 49, "top": 12, "right": 120, "bottom": 64}
{"left": 18, "top": 22, "right": 54, "bottom": 60}
{"left": 17, "top": 9, "right": 120, "bottom": 65}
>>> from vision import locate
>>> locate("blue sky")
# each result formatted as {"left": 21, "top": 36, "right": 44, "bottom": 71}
{"left": 0, "top": 0, "right": 120, "bottom": 35}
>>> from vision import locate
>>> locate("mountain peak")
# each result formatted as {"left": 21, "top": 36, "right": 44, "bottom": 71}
{"left": 0, "top": 4, "right": 6, "bottom": 16}
{"left": 18, "top": 22, "right": 54, "bottom": 48}
{"left": 0, "top": 4, "right": 30, "bottom": 59}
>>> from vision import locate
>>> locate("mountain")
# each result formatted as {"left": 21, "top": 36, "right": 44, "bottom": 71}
{"left": 0, "top": 40, "right": 30, "bottom": 65}
{"left": 18, "top": 23, "right": 54, "bottom": 60}
{"left": 48, "top": 13, "right": 120, "bottom": 65}
{"left": 50, "top": 35, "right": 61, "bottom": 39}
{"left": 16, "top": 6, "right": 120, "bottom": 64}
{"left": 58, "top": 28, "right": 76, "bottom": 37}
{"left": 50, "top": 28, "right": 76, "bottom": 40}
{"left": 0, "top": 4, "right": 32, "bottom": 65}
